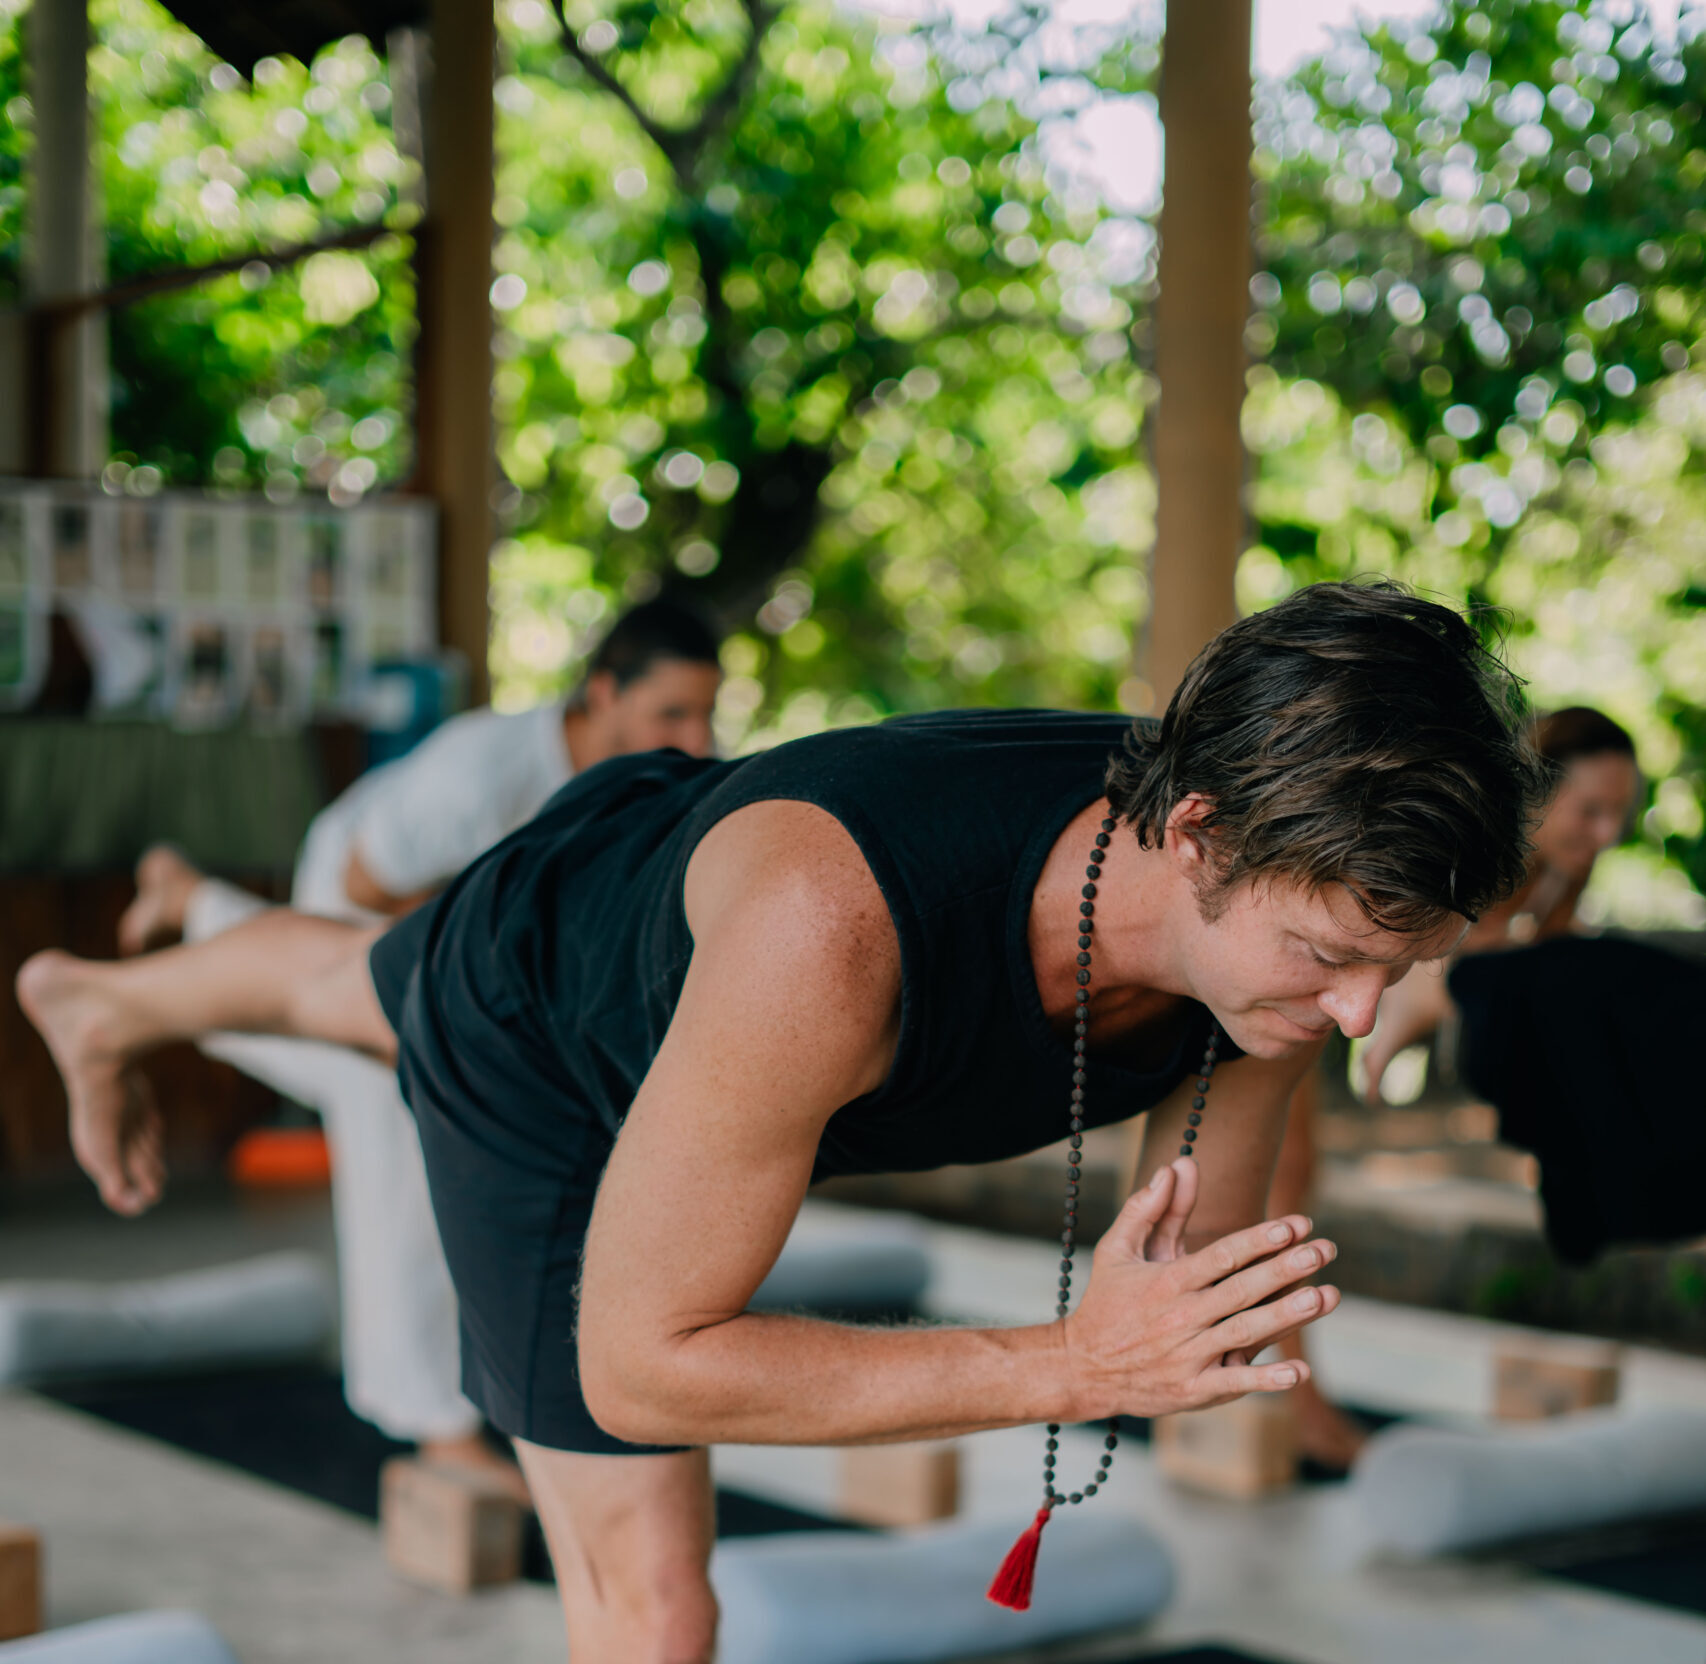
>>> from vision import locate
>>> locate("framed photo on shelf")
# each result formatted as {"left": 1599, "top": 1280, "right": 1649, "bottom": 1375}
{"left": 245, "top": 620, "right": 313, "bottom": 729}
{"left": 240, "top": 507, "right": 304, "bottom": 610}
{"left": 115, "top": 499, "right": 168, "bottom": 604}
{"left": 176, "top": 503, "right": 233, "bottom": 606}
{"left": 0, "top": 490, "right": 45, "bottom": 593}
{"left": 169, "top": 612, "right": 241, "bottom": 729}
{"left": 49, "top": 495, "right": 95, "bottom": 595}
{"left": 304, "top": 513, "right": 348, "bottom": 612}
{"left": 308, "top": 615, "right": 364, "bottom": 714}
{"left": 0, "top": 593, "right": 46, "bottom": 711}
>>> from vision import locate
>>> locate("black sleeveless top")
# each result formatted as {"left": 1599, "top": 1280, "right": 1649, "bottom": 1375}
{"left": 406, "top": 708, "right": 1235, "bottom": 1182}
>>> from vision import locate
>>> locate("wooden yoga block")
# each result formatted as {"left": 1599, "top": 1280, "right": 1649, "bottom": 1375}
{"left": 839, "top": 1441, "right": 961, "bottom": 1528}
{"left": 1154, "top": 1395, "right": 1299, "bottom": 1500}
{"left": 380, "top": 1458, "right": 526, "bottom": 1595}
{"left": 0, "top": 1522, "right": 42, "bottom": 1642}
{"left": 1493, "top": 1333, "right": 1621, "bottom": 1421}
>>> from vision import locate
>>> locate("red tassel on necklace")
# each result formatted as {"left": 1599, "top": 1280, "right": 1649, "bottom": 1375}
{"left": 986, "top": 1504, "right": 1052, "bottom": 1610}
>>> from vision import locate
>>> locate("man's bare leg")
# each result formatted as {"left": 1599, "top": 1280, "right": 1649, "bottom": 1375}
{"left": 116, "top": 844, "right": 207, "bottom": 956}
{"left": 16, "top": 911, "right": 391, "bottom": 1215}
{"left": 1271, "top": 1069, "right": 1367, "bottom": 1470}
{"left": 516, "top": 1442, "right": 717, "bottom": 1664}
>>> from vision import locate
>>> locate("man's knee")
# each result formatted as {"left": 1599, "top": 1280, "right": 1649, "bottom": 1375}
{"left": 519, "top": 1442, "right": 716, "bottom": 1664}
{"left": 566, "top": 1542, "right": 718, "bottom": 1664}
{"left": 282, "top": 923, "right": 395, "bottom": 1058}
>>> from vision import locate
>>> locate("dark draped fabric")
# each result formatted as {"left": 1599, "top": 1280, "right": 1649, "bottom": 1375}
{"left": 1450, "top": 935, "right": 1706, "bottom": 1265}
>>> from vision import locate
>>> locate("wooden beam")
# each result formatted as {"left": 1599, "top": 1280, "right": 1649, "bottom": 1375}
{"left": 410, "top": 1, "right": 494, "bottom": 702}
{"left": 37, "top": 221, "right": 393, "bottom": 324}
{"left": 1144, "top": 0, "right": 1252, "bottom": 706}
{"left": 26, "top": 0, "right": 104, "bottom": 478}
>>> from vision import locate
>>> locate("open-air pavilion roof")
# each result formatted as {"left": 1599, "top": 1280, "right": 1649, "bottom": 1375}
{"left": 154, "top": 0, "right": 425, "bottom": 76}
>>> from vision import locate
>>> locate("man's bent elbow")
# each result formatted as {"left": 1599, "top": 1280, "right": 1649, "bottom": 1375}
{"left": 579, "top": 1343, "right": 702, "bottom": 1447}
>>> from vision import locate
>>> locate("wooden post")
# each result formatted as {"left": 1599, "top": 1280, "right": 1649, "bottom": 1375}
{"left": 0, "top": 313, "right": 23, "bottom": 476}
{"left": 1143, "top": 0, "right": 1252, "bottom": 706}
{"left": 25, "top": 0, "right": 104, "bottom": 478}
{"left": 410, "top": 0, "right": 494, "bottom": 702}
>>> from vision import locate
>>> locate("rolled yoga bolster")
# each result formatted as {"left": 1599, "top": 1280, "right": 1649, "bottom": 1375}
{"left": 0, "top": 1217, "right": 914, "bottom": 1388}
{"left": 712, "top": 1510, "right": 1174, "bottom": 1664}
{"left": 0, "top": 1612, "right": 238, "bottom": 1664}
{"left": 1351, "top": 1406, "right": 1706, "bottom": 1555}
{"left": 0, "top": 1253, "right": 334, "bottom": 1385}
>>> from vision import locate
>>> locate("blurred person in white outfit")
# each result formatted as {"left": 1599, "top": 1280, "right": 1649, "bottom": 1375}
{"left": 117, "top": 598, "right": 723, "bottom": 1483}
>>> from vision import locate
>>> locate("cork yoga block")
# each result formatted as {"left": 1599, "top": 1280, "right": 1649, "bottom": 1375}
{"left": 380, "top": 1458, "right": 526, "bottom": 1595}
{"left": 838, "top": 1441, "right": 961, "bottom": 1528}
{"left": 1154, "top": 1394, "right": 1299, "bottom": 1499}
{"left": 1492, "top": 1333, "right": 1621, "bottom": 1421}
{"left": 0, "top": 1523, "right": 41, "bottom": 1642}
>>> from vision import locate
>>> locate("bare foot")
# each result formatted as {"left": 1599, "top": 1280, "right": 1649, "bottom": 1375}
{"left": 117, "top": 845, "right": 205, "bottom": 957}
{"left": 422, "top": 1433, "right": 534, "bottom": 1507}
{"left": 16, "top": 950, "right": 166, "bottom": 1215}
{"left": 1292, "top": 1376, "right": 1370, "bottom": 1472}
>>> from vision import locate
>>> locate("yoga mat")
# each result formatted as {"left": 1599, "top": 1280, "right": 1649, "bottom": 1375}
{"left": 39, "top": 1365, "right": 853, "bottom": 1548}
{"left": 1123, "top": 1399, "right": 1706, "bottom": 1621}
{"left": 1503, "top": 1511, "right": 1706, "bottom": 1618}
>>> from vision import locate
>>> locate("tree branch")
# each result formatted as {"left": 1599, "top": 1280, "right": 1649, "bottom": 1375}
{"left": 551, "top": 0, "right": 685, "bottom": 185}
{"left": 550, "top": 0, "right": 775, "bottom": 191}
{"left": 680, "top": 0, "right": 771, "bottom": 189}
{"left": 36, "top": 220, "right": 394, "bottom": 323}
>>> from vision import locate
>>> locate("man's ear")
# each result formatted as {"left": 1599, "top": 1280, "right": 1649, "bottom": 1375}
{"left": 1162, "top": 794, "right": 1216, "bottom": 878}
{"left": 583, "top": 669, "right": 619, "bottom": 716}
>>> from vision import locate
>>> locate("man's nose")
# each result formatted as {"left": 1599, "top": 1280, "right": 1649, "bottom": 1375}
{"left": 1320, "top": 971, "right": 1384, "bottom": 1039}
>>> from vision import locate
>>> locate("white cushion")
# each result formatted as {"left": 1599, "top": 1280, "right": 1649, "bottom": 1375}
{"left": 0, "top": 1612, "right": 237, "bottom": 1663}
{"left": 1352, "top": 1406, "right": 1706, "bottom": 1555}
{"left": 0, "top": 1253, "right": 334, "bottom": 1385}
{"left": 712, "top": 1510, "right": 1174, "bottom": 1664}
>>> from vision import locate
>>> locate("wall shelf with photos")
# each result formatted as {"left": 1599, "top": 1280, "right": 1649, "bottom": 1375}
{"left": 0, "top": 481, "right": 438, "bottom": 731}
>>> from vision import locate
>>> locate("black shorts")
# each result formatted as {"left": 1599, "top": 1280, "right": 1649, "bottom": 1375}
{"left": 368, "top": 904, "right": 685, "bottom": 1456}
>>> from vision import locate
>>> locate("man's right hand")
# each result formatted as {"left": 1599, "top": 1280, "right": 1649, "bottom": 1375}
{"left": 1062, "top": 1159, "right": 1339, "bottom": 1421}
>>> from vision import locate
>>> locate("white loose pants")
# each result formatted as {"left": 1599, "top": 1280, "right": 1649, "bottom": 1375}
{"left": 185, "top": 877, "right": 480, "bottom": 1443}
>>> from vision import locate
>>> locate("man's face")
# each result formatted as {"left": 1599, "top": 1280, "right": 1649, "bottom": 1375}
{"left": 1176, "top": 877, "right": 1465, "bottom": 1062}
{"left": 594, "top": 659, "right": 722, "bottom": 759}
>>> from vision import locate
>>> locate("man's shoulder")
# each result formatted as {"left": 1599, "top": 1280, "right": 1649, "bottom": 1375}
{"left": 742, "top": 707, "right": 1136, "bottom": 769}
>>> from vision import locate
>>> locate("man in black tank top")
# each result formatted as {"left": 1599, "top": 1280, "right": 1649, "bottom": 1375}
{"left": 23, "top": 582, "right": 1549, "bottom": 1661}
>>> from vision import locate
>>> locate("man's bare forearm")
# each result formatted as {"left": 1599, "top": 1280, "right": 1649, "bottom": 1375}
{"left": 588, "top": 1312, "right": 1081, "bottom": 1448}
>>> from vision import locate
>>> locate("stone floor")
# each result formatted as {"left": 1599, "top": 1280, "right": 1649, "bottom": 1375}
{"left": 3, "top": 1184, "right": 1706, "bottom": 1662}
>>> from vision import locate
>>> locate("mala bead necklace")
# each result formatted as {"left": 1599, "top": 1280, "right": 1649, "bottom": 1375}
{"left": 986, "top": 813, "right": 1220, "bottom": 1612}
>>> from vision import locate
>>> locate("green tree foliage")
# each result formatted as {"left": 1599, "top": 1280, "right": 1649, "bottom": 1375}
{"left": 2, "top": 0, "right": 1702, "bottom": 908}
{"left": 1250, "top": 0, "right": 1706, "bottom": 904}
{"left": 0, "top": 0, "right": 26, "bottom": 303}
{"left": 490, "top": 0, "right": 1161, "bottom": 738}
{"left": 91, "top": 0, "right": 414, "bottom": 492}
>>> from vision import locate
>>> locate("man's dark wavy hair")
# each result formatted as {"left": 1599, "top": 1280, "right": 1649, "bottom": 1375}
{"left": 1106, "top": 581, "right": 1552, "bottom": 934}
{"left": 586, "top": 596, "right": 722, "bottom": 689}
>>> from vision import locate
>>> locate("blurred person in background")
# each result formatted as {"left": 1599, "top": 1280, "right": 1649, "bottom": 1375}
{"left": 109, "top": 596, "right": 722, "bottom": 1490}
{"left": 1270, "top": 706, "right": 1641, "bottom": 1468}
